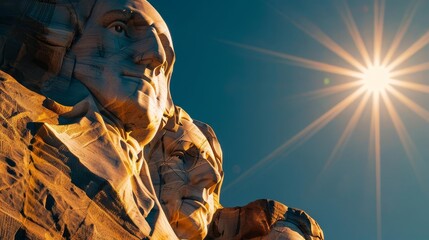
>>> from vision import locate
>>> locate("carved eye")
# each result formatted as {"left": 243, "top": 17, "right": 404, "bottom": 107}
{"left": 108, "top": 21, "right": 128, "bottom": 36}
{"left": 169, "top": 142, "right": 201, "bottom": 171}
{"left": 171, "top": 151, "right": 185, "bottom": 160}
{"left": 114, "top": 25, "right": 124, "bottom": 33}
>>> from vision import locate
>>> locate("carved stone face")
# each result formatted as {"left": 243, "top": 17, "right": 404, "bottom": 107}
{"left": 146, "top": 111, "right": 223, "bottom": 239}
{"left": 70, "top": 0, "right": 175, "bottom": 145}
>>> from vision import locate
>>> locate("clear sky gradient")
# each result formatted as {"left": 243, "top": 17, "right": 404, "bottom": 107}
{"left": 152, "top": 1, "right": 429, "bottom": 239}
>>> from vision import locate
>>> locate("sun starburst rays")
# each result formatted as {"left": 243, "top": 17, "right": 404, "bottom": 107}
{"left": 291, "top": 17, "right": 367, "bottom": 72}
{"left": 323, "top": 91, "right": 371, "bottom": 170}
{"left": 370, "top": 89, "right": 383, "bottom": 240}
{"left": 340, "top": 1, "right": 372, "bottom": 67}
{"left": 374, "top": 0, "right": 385, "bottom": 66}
{"left": 298, "top": 81, "right": 362, "bottom": 100}
{"left": 381, "top": 2, "right": 419, "bottom": 66}
{"left": 223, "top": 1, "right": 429, "bottom": 240}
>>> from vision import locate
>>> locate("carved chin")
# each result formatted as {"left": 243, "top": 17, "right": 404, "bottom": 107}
{"left": 173, "top": 200, "right": 209, "bottom": 239}
{"left": 122, "top": 98, "right": 165, "bottom": 144}
{"left": 98, "top": 89, "right": 165, "bottom": 145}
{"left": 120, "top": 81, "right": 168, "bottom": 143}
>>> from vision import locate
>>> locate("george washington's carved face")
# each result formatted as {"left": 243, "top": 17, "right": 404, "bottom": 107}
{"left": 0, "top": 0, "right": 174, "bottom": 144}
{"left": 146, "top": 110, "right": 223, "bottom": 240}
{"left": 70, "top": 0, "right": 175, "bottom": 145}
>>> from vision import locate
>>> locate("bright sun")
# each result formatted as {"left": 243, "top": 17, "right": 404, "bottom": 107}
{"left": 360, "top": 65, "right": 392, "bottom": 93}
{"left": 226, "top": 1, "right": 429, "bottom": 239}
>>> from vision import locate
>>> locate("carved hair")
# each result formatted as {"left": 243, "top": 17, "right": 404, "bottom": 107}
{"left": 0, "top": 0, "right": 97, "bottom": 90}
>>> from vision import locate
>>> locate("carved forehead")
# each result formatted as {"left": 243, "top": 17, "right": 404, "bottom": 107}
{"left": 165, "top": 119, "right": 208, "bottom": 150}
{"left": 92, "top": 0, "right": 172, "bottom": 42}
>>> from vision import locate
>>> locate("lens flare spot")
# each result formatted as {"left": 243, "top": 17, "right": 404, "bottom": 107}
{"left": 324, "top": 77, "right": 331, "bottom": 85}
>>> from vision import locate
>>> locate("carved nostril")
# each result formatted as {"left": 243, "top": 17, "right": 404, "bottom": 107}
{"left": 149, "top": 52, "right": 165, "bottom": 70}
{"left": 133, "top": 29, "right": 167, "bottom": 70}
{"left": 134, "top": 51, "right": 165, "bottom": 69}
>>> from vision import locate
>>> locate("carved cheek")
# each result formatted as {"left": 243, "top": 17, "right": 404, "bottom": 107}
{"left": 160, "top": 188, "right": 182, "bottom": 220}
{"left": 159, "top": 168, "right": 186, "bottom": 221}
{"left": 159, "top": 164, "right": 183, "bottom": 184}
{"left": 91, "top": 31, "right": 124, "bottom": 58}
{"left": 159, "top": 158, "right": 188, "bottom": 190}
{"left": 188, "top": 161, "right": 220, "bottom": 188}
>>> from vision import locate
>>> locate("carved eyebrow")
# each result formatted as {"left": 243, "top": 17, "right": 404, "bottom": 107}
{"left": 101, "top": 9, "right": 151, "bottom": 27}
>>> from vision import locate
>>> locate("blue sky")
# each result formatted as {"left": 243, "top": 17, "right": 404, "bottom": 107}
{"left": 151, "top": 1, "right": 429, "bottom": 239}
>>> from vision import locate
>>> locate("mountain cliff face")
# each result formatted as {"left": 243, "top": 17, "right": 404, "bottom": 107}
{"left": 0, "top": 1, "right": 325, "bottom": 239}
{"left": 0, "top": 71, "right": 324, "bottom": 240}
{"left": 0, "top": 70, "right": 175, "bottom": 240}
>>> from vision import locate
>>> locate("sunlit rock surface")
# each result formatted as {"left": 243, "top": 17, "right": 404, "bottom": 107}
{"left": 206, "top": 199, "right": 324, "bottom": 240}
{"left": 146, "top": 106, "right": 224, "bottom": 239}
{"left": 0, "top": 71, "right": 176, "bottom": 239}
{"left": 0, "top": 0, "right": 324, "bottom": 239}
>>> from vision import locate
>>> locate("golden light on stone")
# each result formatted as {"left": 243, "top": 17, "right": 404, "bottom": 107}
{"left": 0, "top": 1, "right": 327, "bottom": 239}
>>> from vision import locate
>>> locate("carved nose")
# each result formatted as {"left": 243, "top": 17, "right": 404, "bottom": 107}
{"left": 133, "top": 28, "right": 166, "bottom": 70}
{"left": 190, "top": 163, "right": 221, "bottom": 190}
